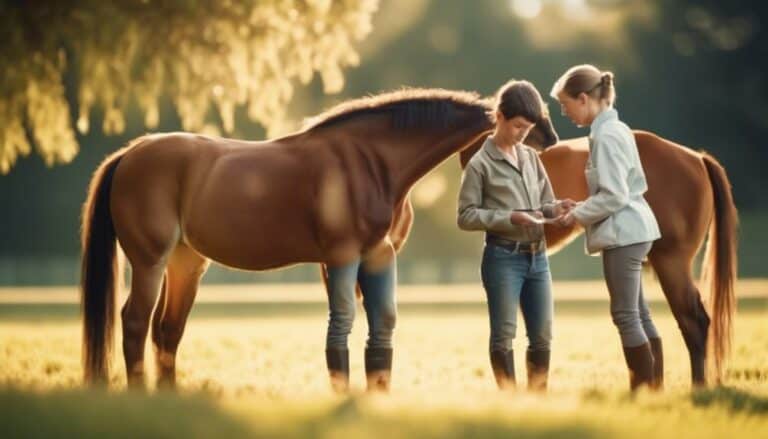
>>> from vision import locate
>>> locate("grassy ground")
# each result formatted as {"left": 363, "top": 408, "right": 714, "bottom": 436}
{"left": 1, "top": 282, "right": 767, "bottom": 438}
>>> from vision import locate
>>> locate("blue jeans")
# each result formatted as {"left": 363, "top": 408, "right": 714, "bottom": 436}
{"left": 481, "top": 244, "right": 553, "bottom": 352}
{"left": 326, "top": 258, "right": 397, "bottom": 350}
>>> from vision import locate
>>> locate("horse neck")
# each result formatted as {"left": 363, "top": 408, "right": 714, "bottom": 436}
{"left": 373, "top": 118, "right": 493, "bottom": 200}
{"left": 459, "top": 136, "right": 487, "bottom": 169}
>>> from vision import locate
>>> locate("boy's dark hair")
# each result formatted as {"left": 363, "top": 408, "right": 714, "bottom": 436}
{"left": 494, "top": 80, "right": 544, "bottom": 123}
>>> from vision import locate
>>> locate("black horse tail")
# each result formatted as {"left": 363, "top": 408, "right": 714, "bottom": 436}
{"left": 80, "top": 141, "right": 140, "bottom": 385}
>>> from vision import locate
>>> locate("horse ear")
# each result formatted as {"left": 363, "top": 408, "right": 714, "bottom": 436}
{"left": 481, "top": 96, "right": 497, "bottom": 123}
{"left": 484, "top": 109, "right": 497, "bottom": 125}
{"left": 537, "top": 115, "right": 559, "bottom": 148}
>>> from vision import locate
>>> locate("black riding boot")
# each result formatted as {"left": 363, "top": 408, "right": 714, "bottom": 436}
{"left": 326, "top": 348, "right": 349, "bottom": 394}
{"left": 526, "top": 349, "right": 550, "bottom": 392}
{"left": 623, "top": 342, "right": 654, "bottom": 391}
{"left": 490, "top": 349, "right": 516, "bottom": 390}
{"left": 365, "top": 347, "right": 392, "bottom": 392}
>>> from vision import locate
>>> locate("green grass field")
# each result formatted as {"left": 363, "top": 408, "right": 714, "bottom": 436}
{"left": 1, "top": 282, "right": 767, "bottom": 438}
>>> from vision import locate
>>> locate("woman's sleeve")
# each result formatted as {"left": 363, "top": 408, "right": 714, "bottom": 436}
{"left": 571, "top": 133, "right": 631, "bottom": 226}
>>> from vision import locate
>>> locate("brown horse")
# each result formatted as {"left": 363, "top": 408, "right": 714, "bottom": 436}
{"left": 377, "top": 130, "right": 735, "bottom": 387}
{"left": 458, "top": 130, "right": 738, "bottom": 386}
{"left": 80, "top": 88, "right": 504, "bottom": 387}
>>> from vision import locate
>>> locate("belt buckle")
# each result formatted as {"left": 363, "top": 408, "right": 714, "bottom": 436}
{"left": 522, "top": 241, "right": 540, "bottom": 253}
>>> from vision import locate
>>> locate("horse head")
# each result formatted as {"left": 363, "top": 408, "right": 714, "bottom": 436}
{"left": 459, "top": 108, "right": 559, "bottom": 169}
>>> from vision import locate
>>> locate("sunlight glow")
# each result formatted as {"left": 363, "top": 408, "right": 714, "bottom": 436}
{"left": 560, "top": 0, "right": 592, "bottom": 20}
{"left": 506, "top": 0, "right": 658, "bottom": 56}
{"left": 413, "top": 173, "right": 447, "bottom": 208}
{"left": 509, "top": 0, "right": 543, "bottom": 20}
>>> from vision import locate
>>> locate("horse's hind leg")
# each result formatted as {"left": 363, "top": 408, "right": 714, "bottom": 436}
{"left": 122, "top": 260, "right": 167, "bottom": 389}
{"left": 650, "top": 252, "right": 710, "bottom": 386}
{"left": 151, "top": 244, "right": 209, "bottom": 389}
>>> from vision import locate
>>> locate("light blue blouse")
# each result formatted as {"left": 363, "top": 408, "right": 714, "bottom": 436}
{"left": 571, "top": 108, "right": 661, "bottom": 255}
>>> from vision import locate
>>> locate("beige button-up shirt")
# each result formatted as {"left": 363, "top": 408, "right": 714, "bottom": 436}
{"left": 457, "top": 136, "right": 557, "bottom": 242}
{"left": 572, "top": 108, "right": 661, "bottom": 255}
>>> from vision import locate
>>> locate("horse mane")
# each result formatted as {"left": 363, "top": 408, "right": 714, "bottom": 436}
{"left": 303, "top": 88, "right": 493, "bottom": 131}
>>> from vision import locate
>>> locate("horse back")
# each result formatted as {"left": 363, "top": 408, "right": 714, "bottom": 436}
{"left": 539, "top": 132, "right": 713, "bottom": 255}
{"left": 540, "top": 138, "right": 590, "bottom": 202}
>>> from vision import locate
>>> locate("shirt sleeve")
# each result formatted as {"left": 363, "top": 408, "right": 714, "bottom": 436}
{"left": 571, "top": 133, "right": 631, "bottom": 226}
{"left": 534, "top": 152, "right": 557, "bottom": 218}
{"left": 457, "top": 164, "right": 520, "bottom": 232}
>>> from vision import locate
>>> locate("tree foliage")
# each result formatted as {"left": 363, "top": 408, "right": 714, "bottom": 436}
{"left": 0, "top": 0, "right": 379, "bottom": 173}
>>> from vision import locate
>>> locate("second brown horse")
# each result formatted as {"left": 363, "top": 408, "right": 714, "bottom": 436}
{"left": 533, "top": 132, "right": 737, "bottom": 386}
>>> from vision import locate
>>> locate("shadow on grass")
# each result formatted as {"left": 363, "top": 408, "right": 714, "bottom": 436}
{"left": 0, "top": 388, "right": 612, "bottom": 439}
{"left": 691, "top": 386, "right": 768, "bottom": 414}
{"left": 306, "top": 395, "right": 607, "bottom": 439}
{"left": 1, "top": 387, "right": 253, "bottom": 439}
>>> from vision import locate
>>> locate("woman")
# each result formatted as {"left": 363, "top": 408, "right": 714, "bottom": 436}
{"left": 552, "top": 64, "right": 663, "bottom": 391}
{"left": 457, "top": 80, "right": 574, "bottom": 392}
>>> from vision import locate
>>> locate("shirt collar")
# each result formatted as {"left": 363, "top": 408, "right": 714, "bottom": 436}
{"left": 589, "top": 107, "right": 618, "bottom": 138}
{"left": 483, "top": 136, "right": 523, "bottom": 162}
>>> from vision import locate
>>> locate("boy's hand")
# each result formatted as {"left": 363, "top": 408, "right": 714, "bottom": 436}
{"left": 510, "top": 211, "right": 543, "bottom": 226}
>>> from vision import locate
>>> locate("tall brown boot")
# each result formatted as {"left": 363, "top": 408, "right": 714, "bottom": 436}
{"left": 365, "top": 347, "right": 392, "bottom": 392}
{"left": 649, "top": 337, "right": 664, "bottom": 391}
{"left": 623, "top": 342, "right": 654, "bottom": 391}
{"left": 526, "top": 349, "right": 550, "bottom": 392}
{"left": 490, "top": 350, "right": 516, "bottom": 390}
{"left": 326, "top": 348, "right": 349, "bottom": 394}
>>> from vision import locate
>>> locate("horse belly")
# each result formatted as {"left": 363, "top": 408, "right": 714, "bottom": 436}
{"left": 182, "top": 171, "right": 322, "bottom": 270}
{"left": 184, "top": 212, "right": 322, "bottom": 270}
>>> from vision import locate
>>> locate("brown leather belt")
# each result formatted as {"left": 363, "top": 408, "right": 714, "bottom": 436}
{"left": 485, "top": 234, "right": 545, "bottom": 254}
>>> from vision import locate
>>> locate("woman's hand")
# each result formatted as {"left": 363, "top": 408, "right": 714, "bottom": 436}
{"left": 557, "top": 211, "right": 577, "bottom": 227}
{"left": 554, "top": 198, "right": 577, "bottom": 217}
